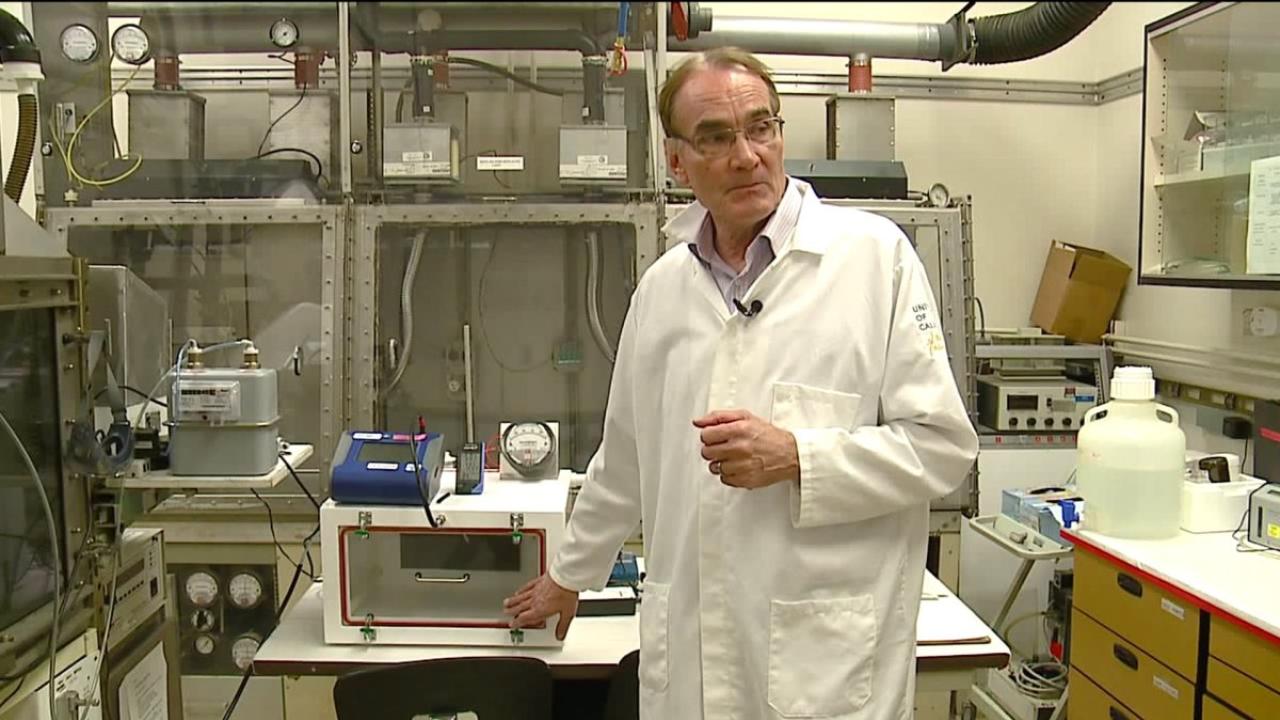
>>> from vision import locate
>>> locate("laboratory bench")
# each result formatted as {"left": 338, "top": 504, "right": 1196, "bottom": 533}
{"left": 255, "top": 572, "right": 1009, "bottom": 715}
{"left": 1062, "top": 529, "right": 1280, "bottom": 720}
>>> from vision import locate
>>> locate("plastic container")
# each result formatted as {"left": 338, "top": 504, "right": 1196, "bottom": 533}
{"left": 1076, "top": 367, "right": 1186, "bottom": 538}
{"left": 1181, "top": 477, "right": 1264, "bottom": 533}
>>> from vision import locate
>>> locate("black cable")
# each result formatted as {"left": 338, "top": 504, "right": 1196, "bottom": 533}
{"left": 477, "top": 239, "right": 552, "bottom": 373}
{"left": 446, "top": 56, "right": 566, "bottom": 97}
{"left": 93, "top": 384, "right": 167, "bottom": 407}
{"left": 253, "top": 148, "right": 325, "bottom": 183}
{"left": 974, "top": 296, "right": 987, "bottom": 339}
{"left": 1232, "top": 481, "right": 1271, "bottom": 553}
{"left": 409, "top": 431, "right": 439, "bottom": 529}
{"left": 219, "top": 533, "right": 313, "bottom": 720}
{"left": 249, "top": 490, "right": 315, "bottom": 580}
{"left": 256, "top": 84, "right": 308, "bottom": 157}
{"left": 278, "top": 453, "right": 321, "bottom": 510}
{"left": 960, "top": 1, "right": 977, "bottom": 15}
{"left": 1242, "top": 437, "right": 1250, "bottom": 469}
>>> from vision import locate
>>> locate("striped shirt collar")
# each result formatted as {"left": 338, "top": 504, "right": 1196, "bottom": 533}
{"left": 687, "top": 178, "right": 803, "bottom": 267}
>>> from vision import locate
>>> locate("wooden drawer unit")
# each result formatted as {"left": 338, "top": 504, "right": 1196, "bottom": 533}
{"left": 1203, "top": 695, "right": 1248, "bottom": 720}
{"left": 1073, "top": 550, "right": 1200, "bottom": 681}
{"left": 1071, "top": 610, "right": 1195, "bottom": 720}
{"left": 1209, "top": 615, "right": 1280, "bottom": 690}
{"left": 1069, "top": 668, "right": 1142, "bottom": 720}
{"left": 1206, "top": 657, "right": 1280, "bottom": 719}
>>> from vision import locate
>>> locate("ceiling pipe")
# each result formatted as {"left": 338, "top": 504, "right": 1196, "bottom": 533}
{"left": 671, "top": 2, "right": 1111, "bottom": 71}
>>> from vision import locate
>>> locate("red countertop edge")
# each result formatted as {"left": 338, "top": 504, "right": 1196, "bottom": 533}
{"left": 1063, "top": 528, "right": 1280, "bottom": 650}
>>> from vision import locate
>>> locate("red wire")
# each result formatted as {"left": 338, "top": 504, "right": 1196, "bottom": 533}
{"left": 672, "top": 2, "right": 689, "bottom": 41}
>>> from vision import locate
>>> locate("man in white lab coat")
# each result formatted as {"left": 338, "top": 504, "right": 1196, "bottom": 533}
{"left": 505, "top": 47, "right": 978, "bottom": 720}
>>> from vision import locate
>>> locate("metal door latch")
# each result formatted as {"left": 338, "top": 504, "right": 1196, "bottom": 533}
{"left": 510, "top": 513, "right": 524, "bottom": 544}
{"left": 509, "top": 628, "right": 525, "bottom": 645}
{"left": 361, "top": 613, "right": 377, "bottom": 642}
{"left": 356, "top": 511, "right": 373, "bottom": 539}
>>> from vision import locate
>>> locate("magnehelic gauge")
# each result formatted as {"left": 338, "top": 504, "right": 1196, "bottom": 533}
{"left": 185, "top": 570, "right": 219, "bottom": 607}
{"left": 111, "top": 24, "right": 152, "bottom": 65}
{"left": 231, "top": 634, "right": 262, "bottom": 671}
{"left": 60, "top": 24, "right": 100, "bottom": 64}
{"left": 500, "top": 421, "right": 558, "bottom": 479}
{"left": 228, "top": 572, "right": 264, "bottom": 610}
{"left": 270, "top": 18, "right": 300, "bottom": 49}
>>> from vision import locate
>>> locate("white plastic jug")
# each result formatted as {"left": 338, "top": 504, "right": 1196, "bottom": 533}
{"left": 1076, "top": 367, "right": 1186, "bottom": 539}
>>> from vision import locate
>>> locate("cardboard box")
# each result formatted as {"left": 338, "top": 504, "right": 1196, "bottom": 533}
{"left": 1031, "top": 241, "right": 1132, "bottom": 343}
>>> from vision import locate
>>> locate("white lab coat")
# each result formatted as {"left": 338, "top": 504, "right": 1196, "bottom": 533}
{"left": 551, "top": 180, "right": 978, "bottom": 720}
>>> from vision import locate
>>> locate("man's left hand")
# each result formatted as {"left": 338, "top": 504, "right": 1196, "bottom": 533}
{"left": 693, "top": 409, "right": 800, "bottom": 490}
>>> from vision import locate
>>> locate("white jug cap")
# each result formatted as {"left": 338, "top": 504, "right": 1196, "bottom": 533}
{"left": 1111, "top": 366, "right": 1155, "bottom": 400}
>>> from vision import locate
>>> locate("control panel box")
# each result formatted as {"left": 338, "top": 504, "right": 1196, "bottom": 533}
{"left": 978, "top": 375, "right": 1099, "bottom": 432}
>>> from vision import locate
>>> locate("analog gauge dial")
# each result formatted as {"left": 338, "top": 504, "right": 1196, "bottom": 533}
{"left": 228, "top": 572, "right": 264, "bottom": 610}
{"left": 185, "top": 571, "right": 219, "bottom": 607}
{"left": 231, "top": 634, "right": 262, "bottom": 672}
{"left": 194, "top": 634, "right": 216, "bottom": 656}
{"left": 928, "top": 182, "right": 951, "bottom": 208}
{"left": 111, "top": 24, "right": 152, "bottom": 65}
{"left": 60, "top": 24, "right": 100, "bottom": 64}
{"left": 502, "top": 422, "right": 555, "bottom": 475}
{"left": 269, "top": 18, "right": 300, "bottom": 49}
{"left": 191, "top": 609, "right": 215, "bottom": 632}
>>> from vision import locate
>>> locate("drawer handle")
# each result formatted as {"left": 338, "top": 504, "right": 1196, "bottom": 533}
{"left": 1109, "top": 707, "right": 1130, "bottom": 720}
{"left": 1113, "top": 643, "right": 1139, "bottom": 671}
{"left": 1116, "top": 573, "right": 1144, "bottom": 598}
{"left": 414, "top": 572, "right": 471, "bottom": 584}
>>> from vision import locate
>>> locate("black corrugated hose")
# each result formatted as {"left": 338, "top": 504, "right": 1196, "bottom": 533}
{"left": 972, "top": 2, "right": 1110, "bottom": 65}
{"left": 5, "top": 93, "right": 37, "bottom": 201}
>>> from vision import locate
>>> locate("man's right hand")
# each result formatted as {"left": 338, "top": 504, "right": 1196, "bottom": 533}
{"left": 503, "top": 574, "right": 580, "bottom": 640}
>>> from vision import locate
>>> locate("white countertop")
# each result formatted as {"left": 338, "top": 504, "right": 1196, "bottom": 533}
{"left": 255, "top": 572, "right": 1009, "bottom": 680}
{"left": 1065, "top": 528, "right": 1280, "bottom": 642}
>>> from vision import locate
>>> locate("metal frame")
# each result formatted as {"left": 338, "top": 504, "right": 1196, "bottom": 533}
{"left": 44, "top": 204, "right": 347, "bottom": 483}
{"left": 348, "top": 202, "right": 661, "bottom": 428}
{"left": 0, "top": 255, "right": 94, "bottom": 669}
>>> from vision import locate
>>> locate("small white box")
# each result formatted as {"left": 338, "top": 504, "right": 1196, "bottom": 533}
{"left": 1180, "top": 476, "right": 1265, "bottom": 533}
{"left": 321, "top": 477, "right": 569, "bottom": 647}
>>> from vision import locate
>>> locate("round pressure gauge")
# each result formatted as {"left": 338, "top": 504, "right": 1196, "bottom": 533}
{"left": 928, "top": 182, "right": 951, "bottom": 208}
{"left": 231, "top": 634, "right": 262, "bottom": 672}
{"left": 60, "top": 24, "right": 100, "bottom": 64}
{"left": 194, "top": 634, "right": 216, "bottom": 656}
{"left": 191, "top": 609, "right": 216, "bottom": 632}
{"left": 185, "top": 571, "right": 219, "bottom": 607}
{"left": 111, "top": 23, "right": 152, "bottom": 65}
{"left": 269, "top": 18, "right": 300, "bottom": 49}
{"left": 501, "top": 422, "right": 556, "bottom": 477}
{"left": 228, "top": 572, "right": 264, "bottom": 610}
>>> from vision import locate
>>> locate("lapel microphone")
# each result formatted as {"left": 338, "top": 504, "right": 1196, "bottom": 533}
{"left": 733, "top": 298, "right": 765, "bottom": 318}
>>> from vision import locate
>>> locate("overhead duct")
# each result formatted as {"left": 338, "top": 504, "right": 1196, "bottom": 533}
{"left": 671, "top": 2, "right": 1111, "bottom": 70}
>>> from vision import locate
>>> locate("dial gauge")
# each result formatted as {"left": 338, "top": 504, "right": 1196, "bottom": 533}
{"left": 231, "top": 634, "right": 262, "bottom": 671}
{"left": 502, "top": 422, "right": 555, "bottom": 475}
{"left": 269, "top": 18, "right": 300, "bottom": 49}
{"left": 185, "top": 571, "right": 219, "bottom": 607}
{"left": 194, "top": 634, "right": 216, "bottom": 656}
{"left": 60, "top": 24, "right": 100, "bottom": 63}
{"left": 228, "top": 572, "right": 264, "bottom": 610}
{"left": 111, "top": 24, "right": 152, "bottom": 65}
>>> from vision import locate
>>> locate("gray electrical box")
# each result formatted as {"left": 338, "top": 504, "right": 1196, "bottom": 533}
{"left": 559, "top": 125, "right": 628, "bottom": 186}
{"left": 383, "top": 122, "right": 460, "bottom": 184}
{"left": 826, "top": 95, "right": 895, "bottom": 162}
{"left": 128, "top": 89, "right": 207, "bottom": 160}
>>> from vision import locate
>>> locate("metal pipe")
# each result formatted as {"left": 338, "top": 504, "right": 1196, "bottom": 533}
{"left": 384, "top": 29, "right": 601, "bottom": 56}
{"left": 138, "top": 13, "right": 341, "bottom": 53}
{"left": 1106, "top": 348, "right": 1280, "bottom": 384}
{"left": 1105, "top": 334, "right": 1280, "bottom": 369}
{"left": 463, "top": 322, "right": 476, "bottom": 444}
{"left": 585, "top": 230, "right": 617, "bottom": 364}
{"left": 672, "top": 16, "right": 953, "bottom": 61}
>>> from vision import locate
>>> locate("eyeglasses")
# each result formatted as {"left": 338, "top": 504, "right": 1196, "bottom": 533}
{"left": 672, "top": 116, "right": 785, "bottom": 158}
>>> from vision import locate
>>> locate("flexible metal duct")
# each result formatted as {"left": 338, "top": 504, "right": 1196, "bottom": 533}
{"left": 672, "top": 2, "right": 1111, "bottom": 69}
{"left": 5, "top": 94, "right": 37, "bottom": 202}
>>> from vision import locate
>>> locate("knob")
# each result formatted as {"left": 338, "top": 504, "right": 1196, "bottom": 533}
{"left": 1008, "top": 418, "right": 1019, "bottom": 428}
{"left": 1045, "top": 418, "right": 1055, "bottom": 428}
{"left": 1027, "top": 418, "right": 1038, "bottom": 428}
{"left": 1063, "top": 417, "right": 1073, "bottom": 427}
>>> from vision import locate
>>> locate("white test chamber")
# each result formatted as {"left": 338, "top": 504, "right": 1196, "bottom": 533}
{"left": 321, "top": 473, "right": 569, "bottom": 647}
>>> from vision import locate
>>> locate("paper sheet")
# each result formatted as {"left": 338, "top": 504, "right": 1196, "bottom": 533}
{"left": 916, "top": 599, "right": 993, "bottom": 646}
{"left": 1247, "top": 155, "right": 1280, "bottom": 274}
{"left": 120, "top": 643, "right": 169, "bottom": 720}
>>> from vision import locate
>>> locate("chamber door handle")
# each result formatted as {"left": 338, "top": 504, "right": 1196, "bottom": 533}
{"left": 414, "top": 572, "right": 471, "bottom": 584}
{"left": 1116, "top": 573, "right": 1144, "bottom": 598}
{"left": 1113, "top": 643, "right": 1140, "bottom": 670}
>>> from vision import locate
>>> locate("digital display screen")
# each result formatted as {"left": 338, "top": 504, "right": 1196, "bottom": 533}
{"left": 400, "top": 534, "right": 522, "bottom": 573}
{"left": 1006, "top": 395, "right": 1040, "bottom": 411}
{"left": 357, "top": 441, "right": 412, "bottom": 465}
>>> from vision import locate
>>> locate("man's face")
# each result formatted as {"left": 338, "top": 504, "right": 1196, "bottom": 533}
{"left": 666, "top": 67, "right": 786, "bottom": 227}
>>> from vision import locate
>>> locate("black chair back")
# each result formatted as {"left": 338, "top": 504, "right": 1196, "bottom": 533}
{"left": 333, "top": 657, "right": 555, "bottom": 720}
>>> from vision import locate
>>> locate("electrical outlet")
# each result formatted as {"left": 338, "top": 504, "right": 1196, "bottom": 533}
{"left": 1244, "top": 307, "right": 1278, "bottom": 337}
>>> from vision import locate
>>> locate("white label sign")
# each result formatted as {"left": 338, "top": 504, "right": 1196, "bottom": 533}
{"left": 402, "top": 150, "right": 432, "bottom": 162}
{"left": 385, "top": 161, "right": 453, "bottom": 178}
{"left": 177, "top": 380, "right": 241, "bottom": 421}
{"left": 560, "top": 163, "right": 627, "bottom": 179}
{"left": 1153, "top": 675, "right": 1179, "bottom": 699}
{"left": 476, "top": 156, "right": 525, "bottom": 171}
{"left": 1160, "top": 598, "right": 1186, "bottom": 621}
{"left": 577, "top": 154, "right": 609, "bottom": 166}
{"left": 366, "top": 462, "right": 399, "bottom": 471}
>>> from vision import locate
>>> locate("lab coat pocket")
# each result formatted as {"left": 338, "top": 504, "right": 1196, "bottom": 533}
{"left": 638, "top": 581, "right": 670, "bottom": 692}
{"left": 768, "top": 595, "right": 876, "bottom": 718}
{"left": 770, "top": 383, "right": 863, "bottom": 432}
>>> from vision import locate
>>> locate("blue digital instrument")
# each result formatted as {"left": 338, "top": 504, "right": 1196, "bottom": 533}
{"left": 331, "top": 431, "right": 445, "bottom": 506}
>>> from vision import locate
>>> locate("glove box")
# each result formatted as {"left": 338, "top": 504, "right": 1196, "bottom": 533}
{"left": 321, "top": 477, "right": 569, "bottom": 647}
